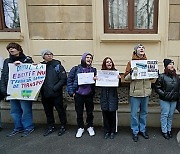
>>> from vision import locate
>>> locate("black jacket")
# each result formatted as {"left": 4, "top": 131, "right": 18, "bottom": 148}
{"left": 1, "top": 53, "right": 33, "bottom": 96}
{"left": 155, "top": 73, "right": 180, "bottom": 102}
{"left": 41, "top": 59, "right": 67, "bottom": 98}
{"left": 100, "top": 76, "right": 121, "bottom": 112}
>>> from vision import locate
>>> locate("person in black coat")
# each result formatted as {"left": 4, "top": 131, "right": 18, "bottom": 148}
{"left": 95, "top": 57, "right": 121, "bottom": 139}
{"left": 1, "top": 42, "right": 34, "bottom": 137}
{"left": 40, "top": 49, "right": 67, "bottom": 137}
{"left": 155, "top": 59, "right": 180, "bottom": 140}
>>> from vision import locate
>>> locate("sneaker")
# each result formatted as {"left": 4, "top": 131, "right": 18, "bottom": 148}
{"left": 21, "top": 128, "right": 34, "bottom": 137}
{"left": 58, "top": 126, "right": 66, "bottom": 136}
{"left": 87, "top": 127, "right": 95, "bottom": 136}
{"left": 76, "top": 128, "right": 84, "bottom": 138}
{"left": 43, "top": 126, "right": 55, "bottom": 136}
{"left": 7, "top": 129, "right": 23, "bottom": 137}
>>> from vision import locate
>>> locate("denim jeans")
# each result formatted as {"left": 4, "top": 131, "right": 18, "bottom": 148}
{"left": 130, "top": 96, "right": 148, "bottom": 135}
{"left": 0, "top": 110, "right": 1, "bottom": 128}
{"left": 160, "top": 100, "right": 176, "bottom": 133}
{"left": 10, "top": 100, "right": 34, "bottom": 131}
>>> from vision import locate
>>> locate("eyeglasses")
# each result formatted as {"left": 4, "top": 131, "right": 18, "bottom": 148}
{"left": 45, "top": 53, "right": 53, "bottom": 56}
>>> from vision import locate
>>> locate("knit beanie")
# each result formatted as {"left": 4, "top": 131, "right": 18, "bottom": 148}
{"left": 41, "top": 49, "right": 53, "bottom": 59}
{"left": 81, "top": 52, "right": 93, "bottom": 62}
{"left": 163, "top": 59, "right": 174, "bottom": 68}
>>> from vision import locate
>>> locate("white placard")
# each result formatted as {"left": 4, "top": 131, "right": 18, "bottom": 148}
{"left": 131, "top": 60, "right": 158, "bottom": 79}
{"left": 7, "top": 63, "right": 46, "bottom": 100}
{"left": 95, "top": 70, "right": 119, "bottom": 87}
{"left": 77, "top": 72, "right": 95, "bottom": 85}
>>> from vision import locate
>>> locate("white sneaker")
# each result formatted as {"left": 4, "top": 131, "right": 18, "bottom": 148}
{"left": 87, "top": 127, "right": 95, "bottom": 136}
{"left": 76, "top": 128, "right": 84, "bottom": 138}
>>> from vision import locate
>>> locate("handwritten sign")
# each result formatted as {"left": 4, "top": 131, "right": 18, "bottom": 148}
{"left": 96, "top": 70, "right": 119, "bottom": 87}
{"left": 131, "top": 60, "right": 158, "bottom": 79}
{"left": 7, "top": 63, "right": 46, "bottom": 100}
{"left": 77, "top": 72, "right": 95, "bottom": 85}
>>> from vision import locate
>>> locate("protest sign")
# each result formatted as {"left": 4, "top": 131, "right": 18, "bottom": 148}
{"left": 131, "top": 60, "right": 158, "bottom": 79}
{"left": 77, "top": 72, "right": 95, "bottom": 85}
{"left": 96, "top": 70, "right": 119, "bottom": 87}
{"left": 7, "top": 63, "right": 46, "bottom": 100}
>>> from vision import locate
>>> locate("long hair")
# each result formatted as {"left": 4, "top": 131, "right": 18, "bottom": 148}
{"left": 101, "top": 57, "right": 115, "bottom": 70}
{"left": 164, "top": 67, "right": 177, "bottom": 77}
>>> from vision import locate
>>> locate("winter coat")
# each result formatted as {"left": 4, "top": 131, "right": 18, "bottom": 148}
{"left": 100, "top": 70, "right": 121, "bottom": 111}
{"left": 41, "top": 59, "right": 67, "bottom": 98}
{"left": 1, "top": 53, "right": 33, "bottom": 96}
{"left": 100, "top": 87, "right": 119, "bottom": 111}
{"left": 67, "top": 64, "right": 96, "bottom": 96}
{"left": 124, "top": 53, "right": 152, "bottom": 97}
{"left": 155, "top": 73, "right": 180, "bottom": 102}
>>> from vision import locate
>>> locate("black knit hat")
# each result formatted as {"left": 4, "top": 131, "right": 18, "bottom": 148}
{"left": 163, "top": 59, "right": 174, "bottom": 68}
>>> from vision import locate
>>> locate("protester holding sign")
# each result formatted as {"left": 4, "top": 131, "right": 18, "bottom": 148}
{"left": 67, "top": 52, "right": 96, "bottom": 138}
{"left": 95, "top": 57, "right": 121, "bottom": 139}
{"left": 0, "top": 56, "right": 4, "bottom": 131}
{"left": 40, "top": 49, "right": 67, "bottom": 137}
{"left": 155, "top": 59, "right": 180, "bottom": 140}
{"left": 1, "top": 42, "right": 34, "bottom": 137}
{"left": 124, "top": 44, "right": 152, "bottom": 142}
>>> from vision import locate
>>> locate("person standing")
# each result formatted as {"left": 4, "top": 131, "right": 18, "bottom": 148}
{"left": 67, "top": 52, "right": 96, "bottom": 138}
{"left": 40, "top": 49, "right": 67, "bottom": 136}
{"left": 1, "top": 42, "right": 34, "bottom": 137}
{"left": 124, "top": 44, "right": 151, "bottom": 142}
{"left": 155, "top": 59, "right": 180, "bottom": 140}
{"left": 95, "top": 57, "right": 121, "bottom": 139}
{"left": 0, "top": 56, "right": 4, "bottom": 131}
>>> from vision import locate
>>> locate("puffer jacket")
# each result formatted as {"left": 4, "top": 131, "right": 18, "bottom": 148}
{"left": 1, "top": 53, "right": 33, "bottom": 96}
{"left": 69, "top": 64, "right": 96, "bottom": 96}
{"left": 155, "top": 73, "right": 180, "bottom": 102}
{"left": 100, "top": 87, "right": 119, "bottom": 111}
{"left": 41, "top": 59, "right": 67, "bottom": 98}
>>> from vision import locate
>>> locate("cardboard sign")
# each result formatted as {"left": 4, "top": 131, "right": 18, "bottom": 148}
{"left": 131, "top": 60, "right": 158, "bottom": 79}
{"left": 77, "top": 72, "right": 95, "bottom": 85}
{"left": 7, "top": 63, "right": 46, "bottom": 100}
{"left": 96, "top": 70, "right": 119, "bottom": 87}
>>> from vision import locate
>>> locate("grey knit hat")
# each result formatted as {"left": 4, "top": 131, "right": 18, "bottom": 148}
{"left": 41, "top": 49, "right": 53, "bottom": 58}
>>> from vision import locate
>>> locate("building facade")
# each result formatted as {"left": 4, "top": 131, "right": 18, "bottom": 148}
{"left": 0, "top": 0, "right": 179, "bottom": 126}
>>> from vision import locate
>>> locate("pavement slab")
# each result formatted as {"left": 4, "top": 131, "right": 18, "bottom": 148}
{"left": 0, "top": 124, "right": 179, "bottom": 154}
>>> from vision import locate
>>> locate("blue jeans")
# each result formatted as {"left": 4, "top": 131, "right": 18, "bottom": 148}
{"left": 0, "top": 110, "right": 1, "bottom": 128}
{"left": 160, "top": 100, "right": 176, "bottom": 133}
{"left": 10, "top": 100, "right": 34, "bottom": 131}
{"left": 130, "top": 96, "right": 148, "bottom": 135}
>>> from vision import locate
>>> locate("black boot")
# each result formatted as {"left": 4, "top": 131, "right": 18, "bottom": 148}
{"left": 132, "top": 134, "right": 138, "bottom": 142}
{"left": 139, "top": 131, "right": 149, "bottom": 139}
{"left": 168, "top": 131, "right": 172, "bottom": 138}
{"left": 162, "top": 132, "right": 170, "bottom": 140}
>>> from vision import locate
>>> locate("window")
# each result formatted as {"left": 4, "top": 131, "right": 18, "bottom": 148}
{"left": 0, "top": 0, "right": 20, "bottom": 32}
{"left": 103, "top": 0, "right": 158, "bottom": 34}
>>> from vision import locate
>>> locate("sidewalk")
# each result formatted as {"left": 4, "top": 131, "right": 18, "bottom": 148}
{"left": 0, "top": 124, "right": 179, "bottom": 154}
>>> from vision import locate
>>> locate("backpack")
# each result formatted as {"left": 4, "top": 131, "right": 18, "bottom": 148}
{"left": 66, "top": 65, "right": 78, "bottom": 96}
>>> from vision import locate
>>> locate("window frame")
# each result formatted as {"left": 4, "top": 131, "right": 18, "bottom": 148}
{"left": 103, "top": 0, "right": 159, "bottom": 34}
{"left": 0, "top": 0, "right": 20, "bottom": 32}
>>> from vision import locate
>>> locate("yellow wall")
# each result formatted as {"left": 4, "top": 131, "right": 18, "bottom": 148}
{"left": 0, "top": 0, "right": 179, "bottom": 73}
